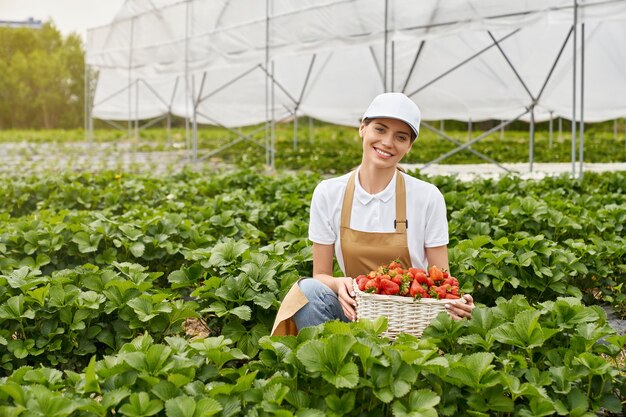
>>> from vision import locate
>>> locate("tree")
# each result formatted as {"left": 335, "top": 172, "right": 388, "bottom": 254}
{"left": 0, "top": 21, "right": 84, "bottom": 129}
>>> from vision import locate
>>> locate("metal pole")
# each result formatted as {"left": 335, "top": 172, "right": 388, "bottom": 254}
{"left": 549, "top": 111, "right": 554, "bottom": 148}
{"left": 530, "top": 106, "right": 535, "bottom": 173}
{"left": 265, "top": 0, "right": 270, "bottom": 166}
{"left": 383, "top": 0, "right": 389, "bottom": 91}
{"left": 192, "top": 74, "right": 197, "bottom": 162}
{"left": 468, "top": 118, "right": 472, "bottom": 141}
{"left": 167, "top": 76, "right": 179, "bottom": 147}
{"left": 558, "top": 117, "right": 563, "bottom": 141}
{"left": 167, "top": 114, "right": 172, "bottom": 146}
{"left": 571, "top": 1, "right": 578, "bottom": 178}
{"left": 579, "top": 23, "right": 585, "bottom": 179}
{"left": 88, "top": 68, "right": 95, "bottom": 145}
{"left": 185, "top": 0, "right": 191, "bottom": 161}
{"left": 128, "top": 17, "right": 134, "bottom": 142}
{"left": 423, "top": 110, "right": 530, "bottom": 168}
{"left": 440, "top": 120, "right": 444, "bottom": 133}
{"left": 391, "top": 40, "right": 395, "bottom": 91}
{"left": 271, "top": 60, "right": 276, "bottom": 169}
{"left": 293, "top": 110, "right": 298, "bottom": 150}
{"left": 134, "top": 80, "right": 139, "bottom": 149}
{"left": 84, "top": 55, "right": 88, "bottom": 143}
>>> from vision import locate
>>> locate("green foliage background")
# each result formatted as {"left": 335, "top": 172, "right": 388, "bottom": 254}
{"left": 0, "top": 23, "right": 84, "bottom": 129}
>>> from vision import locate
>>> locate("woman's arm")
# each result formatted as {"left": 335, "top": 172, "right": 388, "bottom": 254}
{"left": 425, "top": 245, "right": 449, "bottom": 271}
{"left": 312, "top": 243, "right": 357, "bottom": 320}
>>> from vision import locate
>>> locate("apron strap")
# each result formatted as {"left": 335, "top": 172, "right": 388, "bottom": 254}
{"left": 340, "top": 171, "right": 357, "bottom": 228}
{"left": 395, "top": 173, "right": 407, "bottom": 233}
{"left": 340, "top": 169, "right": 407, "bottom": 233}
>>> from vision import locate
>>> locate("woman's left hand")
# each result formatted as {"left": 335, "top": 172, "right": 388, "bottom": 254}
{"left": 445, "top": 294, "right": 474, "bottom": 320}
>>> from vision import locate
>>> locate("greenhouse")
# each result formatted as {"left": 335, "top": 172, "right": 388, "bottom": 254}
{"left": 86, "top": 0, "right": 626, "bottom": 171}
{"left": 0, "top": 1, "right": 625, "bottom": 416}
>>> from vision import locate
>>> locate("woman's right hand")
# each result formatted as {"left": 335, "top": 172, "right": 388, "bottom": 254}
{"left": 336, "top": 277, "right": 357, "bottom": 321}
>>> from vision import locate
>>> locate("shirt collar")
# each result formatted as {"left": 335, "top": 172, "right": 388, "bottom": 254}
{"left": 354, "top": 167, "right": 397, "bottom": 205}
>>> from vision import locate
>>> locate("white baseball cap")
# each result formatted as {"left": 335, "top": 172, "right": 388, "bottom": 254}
{"left": 362, "top": 92, "right": 421, "bottom": 138}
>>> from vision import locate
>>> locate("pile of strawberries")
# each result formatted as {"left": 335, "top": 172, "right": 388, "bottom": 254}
{"left": 355, "top": 260, "right": 461, "bottom": 300}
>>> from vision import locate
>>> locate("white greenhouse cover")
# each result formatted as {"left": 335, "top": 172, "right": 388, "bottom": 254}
{"left": 86, "top": 0, "right": 626, "bottom": 127}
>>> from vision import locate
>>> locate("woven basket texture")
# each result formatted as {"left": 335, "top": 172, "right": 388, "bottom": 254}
{"left": 352, "top": 279, "right": 447, "bottom": 339}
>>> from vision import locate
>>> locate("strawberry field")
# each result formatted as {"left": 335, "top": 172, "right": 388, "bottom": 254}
{"left": 0, "top": 163, "right": 625, "bottom": 416}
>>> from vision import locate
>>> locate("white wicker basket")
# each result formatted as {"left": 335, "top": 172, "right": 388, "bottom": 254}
{"left": 352, "top": 279, "right": 448, "bottom": 339}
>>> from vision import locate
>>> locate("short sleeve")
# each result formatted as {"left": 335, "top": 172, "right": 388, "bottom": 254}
{"left": 423, "top": 188, "right": 449, "bottom": 247}
{"left": 308, "top": 181, "right": 337, "bottom": 245}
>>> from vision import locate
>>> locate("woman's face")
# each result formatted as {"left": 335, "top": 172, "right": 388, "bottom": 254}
{"left": 359, "top": 117, "right": 413, "bottom": 168}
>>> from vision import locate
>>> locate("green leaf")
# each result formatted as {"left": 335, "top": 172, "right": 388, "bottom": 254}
{"left": 208, "top": 240, "right": 249, "bottom": 267}
{"left": 207, "top": 302, "right": 251, "bottom": 321}
{"left": 528, "top": 397, "right": 556, "bottom": 417}
{"left": 446, "top": 352, "right": 498, "bottom": 390}
{"left": 20, "top": 385, "right": 78, "bottom": 416}
{"left": 0, "top": 294, "right": 35, "bottom": 320}
{"left": 325, "top": 392, "right": 355, "bottom": 415}
{"left": 194, "top": 398, "right": 223, "bottom": 417}
{"left": 100, "top": 388, "right": 131, "bottom": 409}
{"left": 165, "top": 395, "right": 222, "bottom": 417}
{"left": 0, "top": 382, "right": 27, "bottom": 406}
{"left": 83, "top": 356, "right": 101, "bottom": 394}
{"left": 392, "top": 389, "right": 440, "bottom": 417}
{"left": 3, "top": 266, "right": 46, "bottom": 291}
{"left": 78, "top": 290, "right": 106, "bottom": 309}
{"left": 72, "top": 231, "right": 102, "bottom": 253}
{"left": 124, "top": 344, "right": 174, "bottom": 376}
{"left": 26, "top": 284, "right": 50, "bottom": 306}
{"left": 574, "top": 352, "right": 611, "bottom": 375}
{"left": 119, "top": 392, "right": 163, "bottom": 417}
{"left": 127, "top": 296, "right": 172, "bottom": 322}
{"left": 130, "top": 242, "right": 145, "bottom": 258}
{"left": 167, "top": 263, "right": 204, "bottom": 289}
{"left": 151, "top": 381, "right": 181, "bottom": 401}
{"left": 253, "top": 292, "right": 277, "bottom": 309}
{"left": 230, "top": 305, "right": 252, "bottom": 321}
{"left": 296, "top": 340, "right": 325, "bottom": 373}
{"left": 296, "top": 335, "right": 358, "bottom": 388}
{"left": 491, "top": 310, "right": 557, "bottom": 349}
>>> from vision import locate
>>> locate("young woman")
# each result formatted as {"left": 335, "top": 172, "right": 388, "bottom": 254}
{"left": 271, "top": 93, "right": 474, "bottom": 336}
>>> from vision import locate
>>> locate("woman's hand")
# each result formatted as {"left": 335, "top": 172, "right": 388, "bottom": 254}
{"left": 336, "top": 277, "right": 357, "bottom": 321}
{"left": 445, "top": 294, "right": 474, "bottom": 320}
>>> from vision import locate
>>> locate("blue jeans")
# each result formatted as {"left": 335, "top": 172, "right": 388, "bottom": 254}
{"left": 292, "top": 278, "right": 350, "bottom": 330}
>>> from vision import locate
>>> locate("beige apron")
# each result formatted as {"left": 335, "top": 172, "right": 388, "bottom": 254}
{"left": 270, "top": 170, "right": 411, "bottom": 336}
{"left": 340, "top": 170, "right": 411, "bottom": 278}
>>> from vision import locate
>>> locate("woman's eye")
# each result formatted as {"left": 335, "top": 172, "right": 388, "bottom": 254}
{"left": 397, "top": 136, "right": 408, "bottom": 142}
{"left": 375, "top": 127, "right": 384, "bottom": 133}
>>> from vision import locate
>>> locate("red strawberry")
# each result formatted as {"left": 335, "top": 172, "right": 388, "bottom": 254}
{"left": 364, "top": 279, "right": 380, "bottom": 294}
{"left": 380, "top": 279, "right": 400, "bottom": 295}
{"left": 428, "top": 265, "right": 444, "bottom": 283}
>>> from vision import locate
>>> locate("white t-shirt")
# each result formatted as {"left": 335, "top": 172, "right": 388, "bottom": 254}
{"left": 308, "top": 168, "right": 449, "bottom": 274}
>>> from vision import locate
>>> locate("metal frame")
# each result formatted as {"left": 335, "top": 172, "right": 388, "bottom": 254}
{"left": 85, "top": 1, "right": 591, "bottom": 176}
{"left": 397, "top": 23, "right": 582, "bottom": 176}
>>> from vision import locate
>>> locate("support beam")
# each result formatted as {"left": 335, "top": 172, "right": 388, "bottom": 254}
{"left": 488, "top": 30, "right": 536, "bottom": 102}
{"left": 529, "top": 106, "right": 535, "bottom": 173}
{"left": 578, "top": 23, "right": 585, "bottom": 179}
{"left": 421, "top": 121, "right": 512, "bottom": 172}
{"left": 571, "top": 2, "right": 578, "bottom": 178}
{"left": 407, "top": 29, "right": 520, "bottom": 98}
{"left": 549, "top": 111, "right": 554, "bottom": 148}
{"left": 422, "top": 109, "right": 530, "bottom": 168}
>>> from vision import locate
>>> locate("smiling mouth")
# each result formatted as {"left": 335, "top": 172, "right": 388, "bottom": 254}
{"left": 374, "top": 147, "right": 393, "bottom": 158}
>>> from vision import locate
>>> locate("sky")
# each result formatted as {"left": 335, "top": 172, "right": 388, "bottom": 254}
{"left": 0, "top": 0, "right": 126, "bottom": 40}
